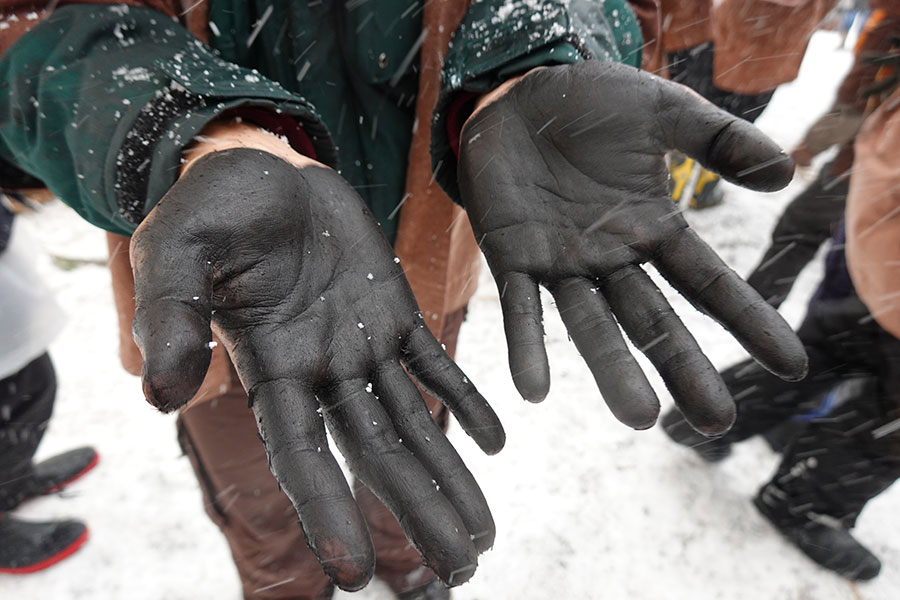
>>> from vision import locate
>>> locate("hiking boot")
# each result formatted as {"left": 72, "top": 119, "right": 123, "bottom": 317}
{"left": 754, "top": 489, "right": 881, "bottom": 580}
{"left": 689, "top": 167, "right": 724, "bottom": 209}
{"left": 761, "top": 420, "right": 802, "bottom": 454}
{"left": 29, "top": 446, "right": 99, "bottom": 496}
{"left": 668, "top": 152, "right": 693, "bottom": 202}
{"left": 0, "top": 514, "right": 88, "bottom": 574}
{"left": 668, "top": 153, "right": 724, "bottom": 210}
{"left": 0, "top": 447, "right": 99, "bottom": 511}
{"left": 660, "top": 409, "right": 732, "bottom": 462}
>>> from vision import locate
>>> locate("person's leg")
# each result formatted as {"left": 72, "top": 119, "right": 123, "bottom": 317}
{"left": 177, "top": 388, "right": 334, "bottom": 600}
{"left": 754, "top": 377, "right": 900, "bottom": 580}
{"left": 662, "top": 299, "right": 871, "bottom": 459}
{"left": 666, "top": 43, "right": 715, "bottom": 99}
{"left": 760, "top": 386, "right": 900, "bottom": 528}
{"left": 661, "top": 353, "right": 838, "bottom": 461}
{"left": 0, "top": 352, "right": 92, "bottom": 573}
{"left": 665, "top": 43, "right": 776, "bottom": 210}
{"left": 0, "top": 353, "right": 55, "bottom": 511}
{"left": 711, "top": 88, "right": 775, "bottom": 124}
{"left": 746, "top": 163, "right": 849, "bottom": 308}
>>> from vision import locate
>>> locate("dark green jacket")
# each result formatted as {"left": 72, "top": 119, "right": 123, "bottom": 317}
{"left": 0, "top": 0, "right": 643, "bottom": 242}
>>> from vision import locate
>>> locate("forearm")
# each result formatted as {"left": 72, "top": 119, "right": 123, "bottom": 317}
{"left": 0, "top": 4, "right": 332, "bottom": 235}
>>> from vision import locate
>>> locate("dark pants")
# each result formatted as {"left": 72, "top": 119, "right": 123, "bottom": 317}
{"left": 746, "top": 162, "right": 849, "bottom": 308}
{"left": 667, "top": 43, "right": 775, "bottom": 123}
{"left": 715, "top": 297, "right": 900, "bottom": 527}
{"left": 176, "top": 309, "right": 465, "bottom": 600}
{"left": 0, "top": 353, "right": 55, "bottom": 511}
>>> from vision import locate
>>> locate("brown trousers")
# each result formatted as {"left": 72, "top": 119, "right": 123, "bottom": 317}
{"left": 175, "top": 310, "right": 464, "bottom": 600}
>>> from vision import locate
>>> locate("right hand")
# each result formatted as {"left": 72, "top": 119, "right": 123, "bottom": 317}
{"left": 457, "top": 61, "right": 807, "bottom": 436}
{"left": 129, "top": 147, "right": 504, "bottom": 590}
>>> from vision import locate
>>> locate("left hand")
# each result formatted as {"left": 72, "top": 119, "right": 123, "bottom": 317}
{"left": 131, "top": 133, "right": 503, "bottom": 589}
{"left": 457, "top": 61, "right": 807, "bottom": 436}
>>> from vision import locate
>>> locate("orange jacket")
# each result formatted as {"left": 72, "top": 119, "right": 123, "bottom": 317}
{"left": 846, "top": 88, "right": 900, "bottom": 339}
{"left": 659, "top": 0, "right": 838, "bottom": 92}
{"left": 713, "top": 0, "right": 838, "bottom": 93}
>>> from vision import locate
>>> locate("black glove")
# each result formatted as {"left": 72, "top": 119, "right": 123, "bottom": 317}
{"left": 129, "top": 148, "right": 504, "bottom": 590}
{"left": 458, "top": 61, "right": 807, "bottom": 436}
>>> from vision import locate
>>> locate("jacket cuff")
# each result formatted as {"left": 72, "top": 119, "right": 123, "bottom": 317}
{"left": 0, "top": 5, "right": 336, "bottom": 236}
{"left": 228, "top": 107, "right": 319, "bottom": 161}
{"left": 119, "top": 92, "right": 334, "bottom": 230}
{"left": 113, "top": 40, "right": 336, "bottom": 230}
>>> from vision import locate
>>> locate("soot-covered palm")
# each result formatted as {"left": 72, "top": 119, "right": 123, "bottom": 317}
{"left": 459, "top": 61, "right": 807, "bottom": 435}
{"left": 129, "top": 149, "right": 504, "bottom": 590}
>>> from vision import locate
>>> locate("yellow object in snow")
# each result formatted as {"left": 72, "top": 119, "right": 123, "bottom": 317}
{"left": 668, "top": 153, "right": 724, "bottom": 209}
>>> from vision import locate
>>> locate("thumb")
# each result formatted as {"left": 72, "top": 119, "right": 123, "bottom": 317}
{"left": 130, "top": 226, "right": 214, "bottom": 413}
{"left": 660, "top": 80, "right": 794, "bottom": 192}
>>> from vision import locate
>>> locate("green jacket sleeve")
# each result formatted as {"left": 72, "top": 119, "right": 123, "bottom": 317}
{"left": 0, "top": 4, "right": 335, "bottom": 235}
{"left": 431, "top": 0, "right": 644, "bottom": 202}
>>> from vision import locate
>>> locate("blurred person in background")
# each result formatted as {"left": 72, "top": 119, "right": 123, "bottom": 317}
{"left": 663, "top": 224, "right": 900, "bottom": 581}
{"left": 0, "top": 191, "right": 98, "bottom": 574}
{"left": 744, "top": 4, "right": 898, "bottom": 451}
{"left": 749, "top": 5, "right": 900, "bottom": 309}
{"left": 663, "top": 18, "right": 900, "bottom": 580}
{"left": 837, "top": 0, "right": 871, "bottom": 47}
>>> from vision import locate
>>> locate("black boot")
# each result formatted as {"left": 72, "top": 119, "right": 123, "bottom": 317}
{"left": 0, "top": 513, "right": 88, "bottom": 574}
{"left": 660, "top": 409, "right": 732, "bottom": 462}
{"left": 397, "top": 579, "right": 451, "bottom": 600}
{"left": 0, "top": 447, "right": 98, "bottom": 511}
{"left": 754, "top": 487, "right": 881, "bottom": 580}
{"left": 28, "top": 446, "right": 99, "bottom": 497}
{"left": 761, "top": 419, "right": 805, "bottom": 453}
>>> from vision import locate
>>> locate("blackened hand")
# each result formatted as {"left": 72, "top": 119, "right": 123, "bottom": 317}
{"left": 130, "top": 149, "right": 504, "bottom": 590}
{"left": 458, "top": 61, "right": 807, "bottom": 436}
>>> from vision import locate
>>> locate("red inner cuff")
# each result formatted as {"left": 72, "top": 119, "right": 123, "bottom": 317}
{"left": 446, "top": 92, "right": 478, "bottom": 158}
{"left": 226, "top": 107, "right": 317, "bottom": 160}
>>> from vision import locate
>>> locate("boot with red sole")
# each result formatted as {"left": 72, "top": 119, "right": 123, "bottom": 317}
{"left": 0, "top": 447, "right": 99, "bottom": 511}
{"left": 0, "top": 514, "right": 88, "bottom": 574}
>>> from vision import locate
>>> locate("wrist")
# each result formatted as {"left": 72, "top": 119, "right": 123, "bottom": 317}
{"left": 467, "top": 69, "right": 540, "bottom": 123}
{"left": 180, "top": 119, "right": 322, "bottom": 176}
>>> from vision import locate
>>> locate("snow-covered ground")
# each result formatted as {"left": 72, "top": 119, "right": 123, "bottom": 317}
{"left": 4, "top": 31, "right": 897, "bottom": 600}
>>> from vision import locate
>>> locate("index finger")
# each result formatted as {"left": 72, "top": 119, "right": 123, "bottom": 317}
{"left": 601, "top": 265, "right": 735, "bottom": 436}
{"left": 249, "top": 378, "right": 375, "bottom": 591}
{"left": 654, "top": 227, "right": 808, "bottom": 381}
